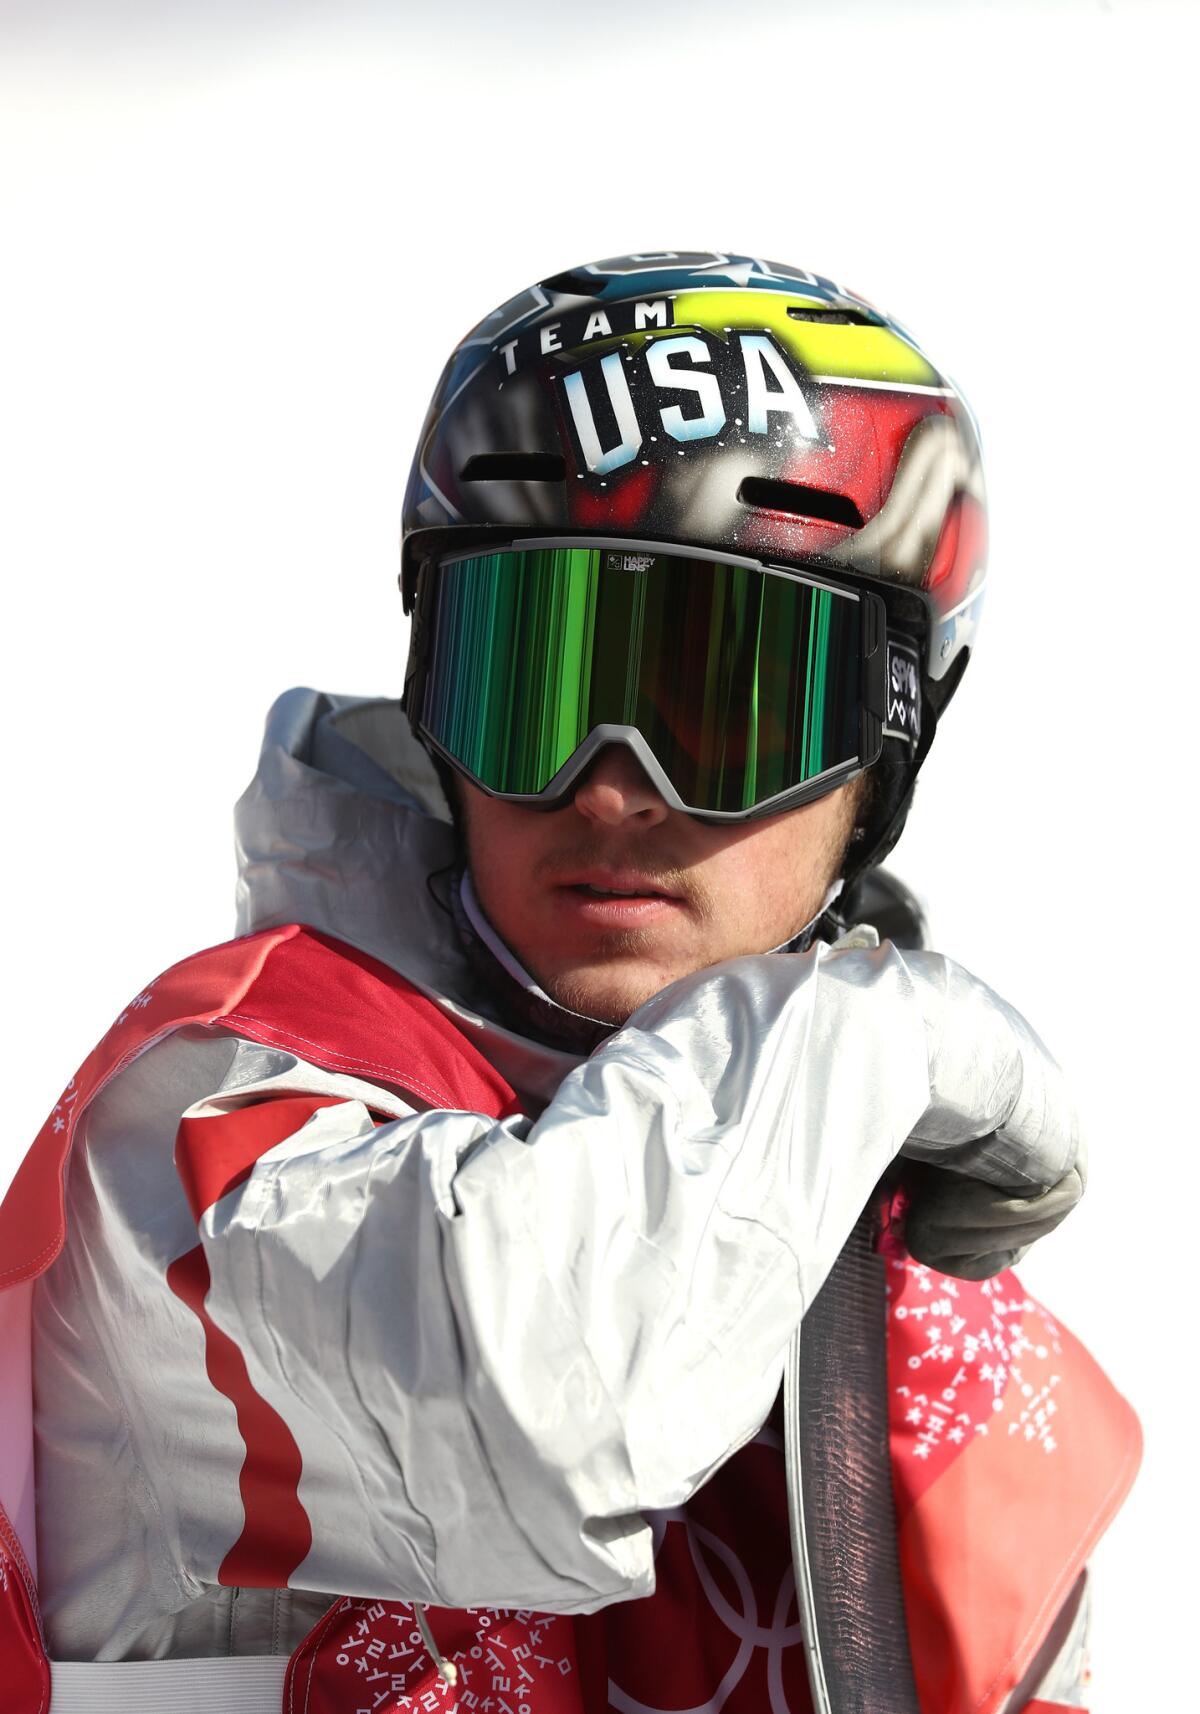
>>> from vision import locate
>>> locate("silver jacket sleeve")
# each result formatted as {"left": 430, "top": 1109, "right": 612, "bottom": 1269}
{"left": 34, "top": 942, "right": 1080, "bottom": 1649}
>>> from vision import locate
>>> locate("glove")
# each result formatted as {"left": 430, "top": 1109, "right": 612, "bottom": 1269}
{"left": 901, "top": 1152, "right": 1087, "bottom": 1279}
{"left": 826, "top": 922, "right": 1085, "bottom": 1278}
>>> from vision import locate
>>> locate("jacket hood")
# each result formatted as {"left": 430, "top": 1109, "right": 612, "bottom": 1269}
{"left": 234, "top": 687, "right": 580, "bottom": 1105}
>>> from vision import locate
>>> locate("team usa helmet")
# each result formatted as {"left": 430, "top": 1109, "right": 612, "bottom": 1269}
{"left": 401, "top": 252, "right": 987, "bottom": 879}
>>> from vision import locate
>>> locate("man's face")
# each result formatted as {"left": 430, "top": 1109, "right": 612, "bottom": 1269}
{"left": 458, "top": 746, "right": 863, "bottom": 1025}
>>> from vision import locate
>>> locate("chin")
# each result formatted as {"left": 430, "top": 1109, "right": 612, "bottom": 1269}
{"left": 541, "top": 963, "right": 671, "bottom": 1028}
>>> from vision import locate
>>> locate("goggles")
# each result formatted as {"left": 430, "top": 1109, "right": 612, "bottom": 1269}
{"left": 413, "top": 537, "right": 902, "bottom": 822}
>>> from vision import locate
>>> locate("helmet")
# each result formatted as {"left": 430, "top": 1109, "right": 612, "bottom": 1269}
{"left": 401, "top": 252, "right": 986, "bottom": 884}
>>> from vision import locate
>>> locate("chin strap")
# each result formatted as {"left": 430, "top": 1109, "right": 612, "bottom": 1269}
{"left": 452, "top": 870, "right": 614, "bottom": 1052}
{"left": 774, "top": 879, "right": 844, "bottom": 954}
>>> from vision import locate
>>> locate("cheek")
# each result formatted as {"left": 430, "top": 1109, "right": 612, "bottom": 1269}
{"left": 465, "top": 824, "right": 511, "bottom": 902}
{"left": 706, "top": 839, "right": 796, "bottom": 932}
{"left": 700, "top": 810, "right": 840, "bottom": 943}
{"left": 461, "top": 800, "right": 555, "bottom": 924}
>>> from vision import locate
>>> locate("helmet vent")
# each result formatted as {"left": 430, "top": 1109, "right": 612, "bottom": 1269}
{"left": 461, "top": 452, "right": 566, "bottom": 482}
{"left": 540, "top": 269, "right": 607, "bottom": 298}
{"left": 737, "top": 477, "right": 864, "bottom": 529}
{"left": 787, "top": 305, "right": 874, "bottom": 326}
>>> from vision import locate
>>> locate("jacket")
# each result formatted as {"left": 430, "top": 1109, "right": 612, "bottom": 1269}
{"left": 0, "top": 690, "right": 1140, "bottom": 1714}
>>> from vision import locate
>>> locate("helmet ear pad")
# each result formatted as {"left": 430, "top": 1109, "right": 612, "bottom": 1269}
{"left": 841, "top": 646, "right": 970, "bottom": 896}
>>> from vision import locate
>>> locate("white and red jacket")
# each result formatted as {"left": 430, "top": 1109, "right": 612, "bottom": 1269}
{"left": 0, "top": 691, "right": 1140, "bottom": 1714}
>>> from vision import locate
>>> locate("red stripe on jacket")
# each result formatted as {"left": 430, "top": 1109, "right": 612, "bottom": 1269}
{"left": 168, "top": 1093, "right": 358, "bottom": 1586}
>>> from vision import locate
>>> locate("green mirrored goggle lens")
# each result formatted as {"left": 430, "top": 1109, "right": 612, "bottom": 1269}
{"left": 419, "top": 544, "right": 863, "bottom": 813}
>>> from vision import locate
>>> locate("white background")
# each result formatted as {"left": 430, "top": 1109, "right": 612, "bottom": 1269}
{"left": 1, "top": 1, "right": 1194, "bottom": 1704}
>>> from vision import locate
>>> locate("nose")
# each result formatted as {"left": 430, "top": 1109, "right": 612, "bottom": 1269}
{"left": 572, "top": 744, "right": 670, "bottom": 829}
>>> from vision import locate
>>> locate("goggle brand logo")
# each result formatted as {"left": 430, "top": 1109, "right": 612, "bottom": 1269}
{"left": 560, "top": 332, "right": 821, "bottom": 477}
{"left": 885, "top": 639, "right": 921, "bottom": 747}
{"left": 891, "top": 655, "right": 918, "bottom": 702}
{"left": 603, "top": 552, "right": 657, "bottom": 573}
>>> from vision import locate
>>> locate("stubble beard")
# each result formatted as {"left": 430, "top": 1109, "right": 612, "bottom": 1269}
{"left": 542, "top": 930, "right": 696, "bottom": 1025}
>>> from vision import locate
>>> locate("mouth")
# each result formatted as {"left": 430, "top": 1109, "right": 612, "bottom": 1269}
{"left": 559, "top": 868, "right": 683, "bottom": 898}
{"left": 553, "top": 869, "right": 689, "bottom": 923}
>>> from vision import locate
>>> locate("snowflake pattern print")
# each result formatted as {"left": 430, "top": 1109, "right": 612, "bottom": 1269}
{"left": 887, "top": 1257, "right": 1067, "bottom": 1510}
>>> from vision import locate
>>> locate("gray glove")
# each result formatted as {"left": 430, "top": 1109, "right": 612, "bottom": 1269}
{"left": 901, "top": 1148, "right": 1088, "bottom": 1279}
{"left": 828, "top": 922, "right": 1087, "bottom": 1280}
